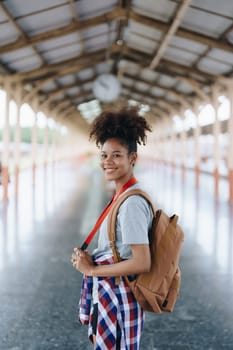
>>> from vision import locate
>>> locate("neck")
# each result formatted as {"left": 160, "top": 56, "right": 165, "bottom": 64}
{"left": 115, "top": 174, "right": 136, "bottom": 193}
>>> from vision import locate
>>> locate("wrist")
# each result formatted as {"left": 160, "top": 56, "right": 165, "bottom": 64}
{"left": 89, "top": 266, "right": 96, "bottom": 277}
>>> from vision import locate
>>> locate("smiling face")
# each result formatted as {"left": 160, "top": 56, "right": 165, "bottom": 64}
{"left": 100, "top": 138, "right": 137, "bottom": 191}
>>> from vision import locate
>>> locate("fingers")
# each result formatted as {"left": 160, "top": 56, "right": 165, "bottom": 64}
{"left": 71, "top": 248, "right": 91, "bottom": 270}
{"left": 71, "top": 248, "right": 84, "bottom": 267}
{"left": 74, "top": 247, "right": 83, "bottom": 255}
{"left": 71, "top": 251, "right": 79, "bottom": 266}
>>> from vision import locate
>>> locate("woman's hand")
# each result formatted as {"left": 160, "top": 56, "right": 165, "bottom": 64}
{"left": 71, "top": 248, "right": 95, "bottom": 276}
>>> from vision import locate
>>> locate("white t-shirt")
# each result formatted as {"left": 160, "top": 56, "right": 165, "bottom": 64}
{"left": 93, "top": 183, "right": 153, "bottom": 259}
{"left": 92, "top": 183, "right": 153, "bottom": 303}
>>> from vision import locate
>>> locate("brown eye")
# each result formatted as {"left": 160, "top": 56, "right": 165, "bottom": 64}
{"left": 100, "top": 154, "right": 107, "bottom": 160}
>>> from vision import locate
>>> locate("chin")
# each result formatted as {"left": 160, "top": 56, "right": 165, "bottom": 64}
{"left": 104, "top": 174, "right": 116, "bottom": 181}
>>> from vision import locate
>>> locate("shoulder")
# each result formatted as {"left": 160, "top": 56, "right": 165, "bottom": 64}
{"left": 119, "top": 193, "right": 152, "bottom": 215}
{"left": 117, "top": 192, "right": 153, "bottom": 230}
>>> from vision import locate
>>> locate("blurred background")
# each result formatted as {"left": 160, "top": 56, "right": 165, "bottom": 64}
{"left": 0, "top": 1, "right": 233, "bottom": 349}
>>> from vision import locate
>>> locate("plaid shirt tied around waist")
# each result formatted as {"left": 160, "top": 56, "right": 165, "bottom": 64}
{"left": 78, "top": 254, "right": 144, "bottom": 350}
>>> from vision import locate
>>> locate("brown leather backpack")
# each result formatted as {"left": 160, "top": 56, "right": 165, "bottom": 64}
{"left": 107, "top": 189, "right": 184, "bottom": 313}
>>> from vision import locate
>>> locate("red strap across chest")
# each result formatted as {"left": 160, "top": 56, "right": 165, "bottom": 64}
{"left": 81, "top": 176, "right": 137, "bottom": 250}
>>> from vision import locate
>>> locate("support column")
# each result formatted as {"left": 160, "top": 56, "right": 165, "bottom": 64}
{"left": 51, "top": 126, "right": 57, "bottom": 164}
{"left": 14, "top": 86, "right": 22, "bottom": 196}
{"left": 157, "top": 124, "right": 163, "bottom": 163}
{"left": 180, "top": 113, "right": 187, "bottom": 182}
{"left": 31, "top": 110, "right": 38, "bottom": 185}
{"left": 43, "top": 119, "right": 49, "bottom": 167}
{"left": 193, "top": 101, "right": 201, "bottom": 188}
{"left": 212, "top": 86, "right": 220, "bottom": 199}
{"left": 162, "top": 118, "right": 169, "bottom": 166}
{"left": 158, "top": 122, "right": 165, "bottom": 164}
{"left": 164, "top": 116, "right": 172, "bottom": 167}
{"left": 228, "top": 83, "right": 233, "bottom": 203}
{"left": 170, "top": 121, "right": 176, "bottom": 169}
{"left": 55, "top": 122, "right": 62, "bottom": 162}
{"left": 1, "top": 81, "right": 10, "bottom": 201}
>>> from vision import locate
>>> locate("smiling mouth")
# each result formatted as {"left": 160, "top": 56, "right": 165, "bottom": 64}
{"left": 104, "top": 168, "right": 116, "bottom": 172}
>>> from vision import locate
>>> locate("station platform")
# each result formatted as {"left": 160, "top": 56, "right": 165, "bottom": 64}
{"left": 0, "top": 159, "right": 233, "bottom": 350}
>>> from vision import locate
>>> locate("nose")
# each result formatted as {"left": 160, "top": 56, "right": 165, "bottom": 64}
{"left": 103, "top": 154, "right": 114, "bottom": 162}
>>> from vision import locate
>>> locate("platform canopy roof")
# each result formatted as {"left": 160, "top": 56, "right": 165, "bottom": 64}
{"left": 0, "top": 0, "right": 233, "bottom": 128}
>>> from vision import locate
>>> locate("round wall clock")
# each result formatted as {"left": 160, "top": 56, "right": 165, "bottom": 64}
{"left": 93, "top": 73, "right": 121, "bottom": 102}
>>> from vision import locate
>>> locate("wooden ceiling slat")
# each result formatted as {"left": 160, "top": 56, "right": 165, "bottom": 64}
{"left": 0, "top": 7, "right": 232, "bottom": 56}
{"left": 0, "top": 2, "right": 46, "bottom": 66}
{"left": 11, "top": 50, "right": 105, "bottom": 82}
{"left": 130, "top": 10, "right": 233, "bottom": 54}
{"left": 122, "top": 46, "right": 215, "bottom": 81}
{"left": 0, "top": 2, "right": 232, "bottom": 124}
{"left": 0, "top": 8, "right": 125, "bottom": 55}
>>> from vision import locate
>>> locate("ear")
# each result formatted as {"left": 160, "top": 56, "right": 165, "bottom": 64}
{"left": 130, "top": 152, "right": 137, "bottom": 165}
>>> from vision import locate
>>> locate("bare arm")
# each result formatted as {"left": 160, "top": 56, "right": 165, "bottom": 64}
{"left": 72, "top": 244, "right": 151, "bottom": 277}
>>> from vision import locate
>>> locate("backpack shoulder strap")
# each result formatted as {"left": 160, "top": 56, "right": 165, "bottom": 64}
{"left": 107, "top": 189, "right": 156, "bottom": 263}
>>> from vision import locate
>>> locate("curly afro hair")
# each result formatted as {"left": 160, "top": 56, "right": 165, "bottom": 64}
{"left": 89, "top": 107, "right": 152, "bottom": 152}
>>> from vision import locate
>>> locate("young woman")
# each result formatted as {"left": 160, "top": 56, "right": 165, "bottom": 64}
{"left": 71, "top": 108, "right": 152, "bottom": 349}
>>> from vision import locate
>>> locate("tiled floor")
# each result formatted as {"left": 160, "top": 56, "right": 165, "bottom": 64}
{"left": 0, "top": 159, "right": 233, "bottom": 349}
